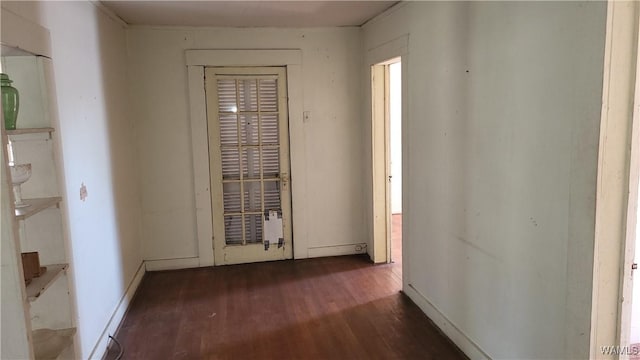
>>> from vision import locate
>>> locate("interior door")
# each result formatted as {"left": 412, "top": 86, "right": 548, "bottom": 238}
{"left": 206, "top": 67, "right": 292, "bottom": 265}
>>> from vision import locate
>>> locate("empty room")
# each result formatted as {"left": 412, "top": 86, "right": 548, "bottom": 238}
{"left": 1, "top": 1, "right": 639, "bottom": 359}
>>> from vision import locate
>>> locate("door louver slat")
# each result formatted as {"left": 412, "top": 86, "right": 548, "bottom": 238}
{"left": 217, "top": 75, "right": 283, "bottom": 246}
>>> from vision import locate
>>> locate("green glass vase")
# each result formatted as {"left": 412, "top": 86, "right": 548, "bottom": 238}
{"left": 1, "top": 73, "right": 19, "bottom": 130}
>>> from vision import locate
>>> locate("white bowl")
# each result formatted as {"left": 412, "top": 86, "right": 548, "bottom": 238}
{"left": 9, "top": 163, "right": 32, "bottom": 185}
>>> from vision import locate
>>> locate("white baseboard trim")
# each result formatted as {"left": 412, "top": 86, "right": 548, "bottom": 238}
{"left": 145, "top": 257, "right": 200, "bottom": 271}
{"left": 307, "top": 243, "right": 368, "bottom": 258}
{"left": 404, "top": 283, "right": 490, "bottom": 360}
{"left": 89, "top": 261, "right": 145, "bottom": 359}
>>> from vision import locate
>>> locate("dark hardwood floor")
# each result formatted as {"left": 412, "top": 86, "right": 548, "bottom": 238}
{"left": 105, "top": 225, "right": 466, "bottom": 359}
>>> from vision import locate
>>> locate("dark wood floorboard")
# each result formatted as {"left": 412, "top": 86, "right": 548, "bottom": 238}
{"left": 105, "top": 240, "right": 466, "bottom": 359}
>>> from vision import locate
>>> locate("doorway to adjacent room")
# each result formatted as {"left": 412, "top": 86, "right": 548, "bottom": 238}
{"left": 371, "top": 58, "right": 402, "bottom": 278}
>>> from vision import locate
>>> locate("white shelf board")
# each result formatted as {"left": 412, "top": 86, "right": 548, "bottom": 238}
{"left": 14, "top": 197, "right": 62, "bottom": 221}
{"left": 32, "top": 327, "right": 76, "bottom": 360}
{"left": 6, "top": 128, "right": 54, "bottom": 136}
{"left": 26, "top": 264, "right": 68, "bottom": 302}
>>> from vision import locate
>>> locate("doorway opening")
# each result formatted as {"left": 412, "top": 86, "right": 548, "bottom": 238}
{"left": 371, "top": 58, "right": 402, "bottom": 277}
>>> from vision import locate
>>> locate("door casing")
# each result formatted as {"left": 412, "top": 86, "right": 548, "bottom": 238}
{"left": 186, "top": 49, "right": 305, "bottom": 267}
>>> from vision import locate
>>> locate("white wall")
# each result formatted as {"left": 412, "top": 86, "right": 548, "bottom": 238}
{"left": 127, "top": 27, "right": 365, "bottom": 262}
{"left": 1, "top": 1, "right": 143, "bottom": 358}
{"left": 363, "top": 2, "right": 606, "bottom": 359}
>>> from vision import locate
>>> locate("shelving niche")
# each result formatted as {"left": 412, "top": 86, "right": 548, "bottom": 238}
{"left": 1, "top": 43, "right": 76, "bottom": 359}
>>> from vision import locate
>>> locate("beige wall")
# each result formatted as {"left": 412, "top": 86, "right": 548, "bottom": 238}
{"left": 127, "top": 27, "right": 365, "bottom": 262}
{"left": 363, "top": 2, "right": 606, "bottom": 358}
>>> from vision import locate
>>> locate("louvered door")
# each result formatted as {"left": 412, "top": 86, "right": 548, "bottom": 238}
{"left": 206, "top": 67, "right": 292, "bottom": 265}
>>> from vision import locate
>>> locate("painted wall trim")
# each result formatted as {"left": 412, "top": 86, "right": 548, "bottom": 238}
{"left": 590, "top": 1, "right": 639, "bottom": 358}
{"left": 361, "top": 2, "right": 409, "bottom": 29}
{"left": 404, "top": 284, "right": 490, "bottom": 360}
{"left": 307, "top": 244, "right": 367, "bottom": 258}
{"left": 365, "top": 35, "right": 408, "bottom": 66}
{"left": 619, "top": 9, "right": 640, "bottom": 349}
{"left": 285, "top": 64, "right": 309, "bottom": 260}
{"left": 187, "top": 65, "right": 215, "bottom": 267}
{"left": 185, "top": 49, "right": 302, "bottom": 66}
{"left": 88, "top": 0, "right": 128, "bottom": 28}
{"left": 370, "top": 63, "right": 388, "bottom": 264}
{"left": 186, "top": 49, "right": 308, "bottom": 263}
{"left": 88, "top": 261, "right": 145, "bottom": 359}
{"left": 0, "top": 6, "right": 51, "bottom": 58}
{"left": 145, "top": 257, "right": 201, "bottom": 271}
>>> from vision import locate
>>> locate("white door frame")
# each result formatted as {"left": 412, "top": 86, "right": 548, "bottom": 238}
{"left": 370, "top": 62, "right": 390, "bottom": 264}
{"left": 590, "top": 2, "right": 640, "bottom": 358}
{"left": 620, "top": 33, "right": 640, "bottom": 352}
{"left": 367, "top": 35, "right": 408, "bottom": 267}
{"left": 186, "top": 49, "right": 306, "bottom": 266}
{"left": 371, "top": 58, "right": 401, "bottom": 265}
{"left": 619, "top": 5, "right": 640, "bottom": 353}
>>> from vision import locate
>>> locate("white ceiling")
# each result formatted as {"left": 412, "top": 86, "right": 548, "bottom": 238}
{"left": 100, "top": 1, "right": 399, "bottom": 27}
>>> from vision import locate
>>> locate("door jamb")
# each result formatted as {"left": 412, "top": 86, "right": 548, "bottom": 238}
{"left": 590, "top": 2, "right": 640, "bottom": 357}
{"left": 618, "top": 7, "right": 640, "bottom": 352}
{"left": 371, "top": 62, "right": 389, "bottom": 264}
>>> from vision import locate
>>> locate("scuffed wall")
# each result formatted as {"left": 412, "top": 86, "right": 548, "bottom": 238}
{"left": 127, "top": 27, "right": 365, "bottom": 261}
{"left": 363, "top": 2, "right": 606, "bottom": 358}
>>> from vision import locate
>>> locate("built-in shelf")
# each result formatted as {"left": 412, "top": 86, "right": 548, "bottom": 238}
{"left": 6, "top": 127, "right": 55, "bottom": 136}
{"left": 14, "top": 197, "right": 62, "bottom": 220}
{"left": 3, "top": 30, "right": 76, "bottom": 359}
{"left": 26, "top": 263, "right": 68, "bottom": 302}
{"left": 32, "top": 327, "right": 76, "bottom": 360}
